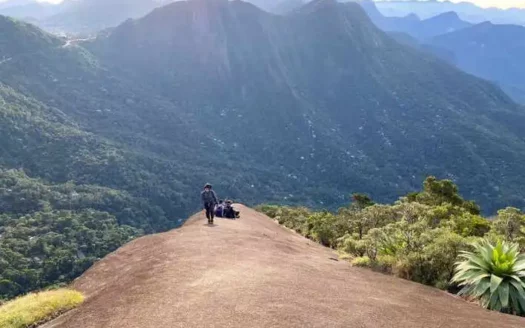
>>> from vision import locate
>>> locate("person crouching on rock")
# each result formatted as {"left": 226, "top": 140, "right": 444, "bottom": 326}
{"left": 201, "top": 183, "right": 218, "bottom": 224}
{"left": 224, "top": 200, "right": 240, "bottom": 219}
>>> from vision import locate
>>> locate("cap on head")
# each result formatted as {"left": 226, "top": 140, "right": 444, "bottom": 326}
{"left": 204, "top": 183, "right": 212, "bottom": 189}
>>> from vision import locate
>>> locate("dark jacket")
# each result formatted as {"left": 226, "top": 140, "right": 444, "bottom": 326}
{"left": 201, "top": 189, "right": 218, "bottom": 205}
{"left": 224, "top": 204, "right": 236, "bottom": 218}
{"left": 215, "top": 204, "right": 225, "bottom": 217}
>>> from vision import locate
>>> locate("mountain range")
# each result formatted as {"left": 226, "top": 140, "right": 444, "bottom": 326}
{"left": 3, "top": 0, "right": 525, "bottom": 33}
{"left": 352, "top": 2, "right": 525, "bottom": 104}
{"left": 360, "top": 2, "right": 472, "bottom": 39}
{"left": 375, "top": 0, "right": 525, "bottom": 26}
{"left": 85, "top": 0, "right": 525, "bottom": 213}
{"left": 1, "top": 0, "right": 525, "bottom": 217}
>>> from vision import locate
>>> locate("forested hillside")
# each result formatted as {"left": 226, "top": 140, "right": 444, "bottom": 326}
{"left": 1, "top": 0, "right": 525, "bottom": 300}
{"left": 356, "top": 2, "right": 525, "bottom": 104}
{"left": 429, "top": 22, "right": 525, "bottom": 104}
{"left": 91, "top": 0, "right": 525, "bottom": 212}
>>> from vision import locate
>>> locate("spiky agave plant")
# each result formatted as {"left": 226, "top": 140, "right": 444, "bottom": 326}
{"left": 452, "top": 240, "right": 525, "bottom": 315}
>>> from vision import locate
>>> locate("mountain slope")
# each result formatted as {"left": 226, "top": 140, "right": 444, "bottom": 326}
{"left": 2, "top": 0, "right": 525, "bottom": 213}
{"left": 0, "top": 81, "right": 176, "bottom": 298}
{"left": 359, "top": 1, "right": 420, "bottom": 35}
{"left": 2, "top": 1, "right": 525, "bottom": 213}
{"left": 0, "top": 0, "right": 59, "bottom": 21}
{"left": 416, "top": 11, "right": 472, "bottom": 38}
{"left": 429, "top": 22, "right": 525, "bottom": 104}
{"left": 43, "top": 0, "right": 172, "bottom": 34}
{"left": 0, "top": 0, "right": 173, "bottom": 34}
{"left": 41, "top": 207, "right": 525, "bottom": 328}
{"left": 0, "top": 80, "right": 177, "bottom": 232}
{"left": 0, "top": 16, "right": 203, "bottom": 223}
{"left": 0, "top": 15, "right": 61, "bottom": 57}
{"left": 86, "top": 0, "right": 525, "bottom": 213}
{"left": 0, "top": 13, "right": 302, "bottom": 216}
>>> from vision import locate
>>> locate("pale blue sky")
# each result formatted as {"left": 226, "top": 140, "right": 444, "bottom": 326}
{"left": 378, "top": 0, "right": 525, "bottom": 9}
{"left": 443, "top": 0, "right": 525, "bottom": 9}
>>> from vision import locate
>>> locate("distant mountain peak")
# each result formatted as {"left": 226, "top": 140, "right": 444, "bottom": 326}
{"left": 442, "top": 11, "right": 459, "bottom": 17}
{"left": 296, "top": 0, "right": 338, "bottom": 14}
{"left": 404, "top": 13, "right": 420, "bottom": 21}
{"left": 430, "top": 11, "right": 461, "bottom": 21}
{"left": 188, "top": 0, "right": 229, "bottom": 5}
{"left": 477, "top": 20, "right": 494, "bottom": 27}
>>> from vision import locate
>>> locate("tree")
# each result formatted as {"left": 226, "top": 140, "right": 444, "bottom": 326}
{"left": 412, "top": 176, "right": 481, "bottom": 215}
{"left": 0, "top": 279, "right": 20, "bottom": 300}
{"left": 492, "top": 207, "right": 525, "bottom": 242}
{"left": 347, "top": 205, "right": 397, "bottom": 240}
{"left": 351, "top": 193, "right": 375, "bottom": 211}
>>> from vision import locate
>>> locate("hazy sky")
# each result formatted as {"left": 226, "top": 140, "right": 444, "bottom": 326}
{"left": 379, "top": 0, "right": 525, "bottom": 9}
{"left": 2, "top": 0, "right": 525, "bottom": 9}
{"left": 34, "top": 0, "right": 65, "bottom": 4}
{"left": 445, "top": 0, "right": 525, "bottom": 9}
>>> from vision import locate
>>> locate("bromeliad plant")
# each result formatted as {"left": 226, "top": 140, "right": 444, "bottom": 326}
{"left": 452, "top": 240, "right": 525, "bottom": 315}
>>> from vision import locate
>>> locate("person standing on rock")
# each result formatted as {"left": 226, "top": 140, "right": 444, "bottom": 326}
{"left": 201, "top": 183, "right": 218, "bottom": 224}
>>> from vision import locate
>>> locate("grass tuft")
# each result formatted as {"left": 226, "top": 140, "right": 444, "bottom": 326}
{"left": 351, "top": 256, "right": 371, "bottom": 267}
{"left": 0, "top": 289, "right": 84, "bottom": 328}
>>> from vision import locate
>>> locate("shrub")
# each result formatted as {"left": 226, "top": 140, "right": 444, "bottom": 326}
{"left": 353, "top": 205, "right": 397, "bottom": 239}
{"left": 306, "top": 212, "right": 338, "bottom": 247}
{"left": 337, "top": 234, "right": 367, "bottom": 257}
{"left": 452, "top": 240, "right": 525, "bottom": 315}
{"left": 490, "top": 208, "right": 525, "bottom": 250}
{"left": 0, "top": 289, "right": 84, "bottom": 328}
{"left": 351, "top": 256, "right": 371, "bottom": 267}
{"left": 364, "top": 223, "right": 472, "bottom": 289}
{"left": 255, "top": 205, "right": 280, "bottom": 218}
{"left": 261, "top": 176, "right": 525, "bottom": 317}
{"left": 375, "top": 255, "right": 396, "bottom": 273}
{"left": 393, "top": 201, "right": 431, "bottom": 225}
{"left": 414, "top": 230, "right": 472, "bottom": 289}
{"left": 361, "top": 220, "right": 423, "bottom": 260}
{"left": 337, "top": 253, "right": 352, "bottom": 261}
{"left": 278, "top": 207, "right": 311, "bottom": 233}
{"left": 257, "top": 205, "right": 312, "bottom": 234}
{"left": 448, "top": 212, "right": 491, "bottom": 237}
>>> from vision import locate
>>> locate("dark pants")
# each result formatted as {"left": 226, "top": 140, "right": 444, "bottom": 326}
{"left": 224, "top": 207, "right": 240, "bottom": 219}
{"left": 204, "top": 203, "right": 215, "bottom": 220}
